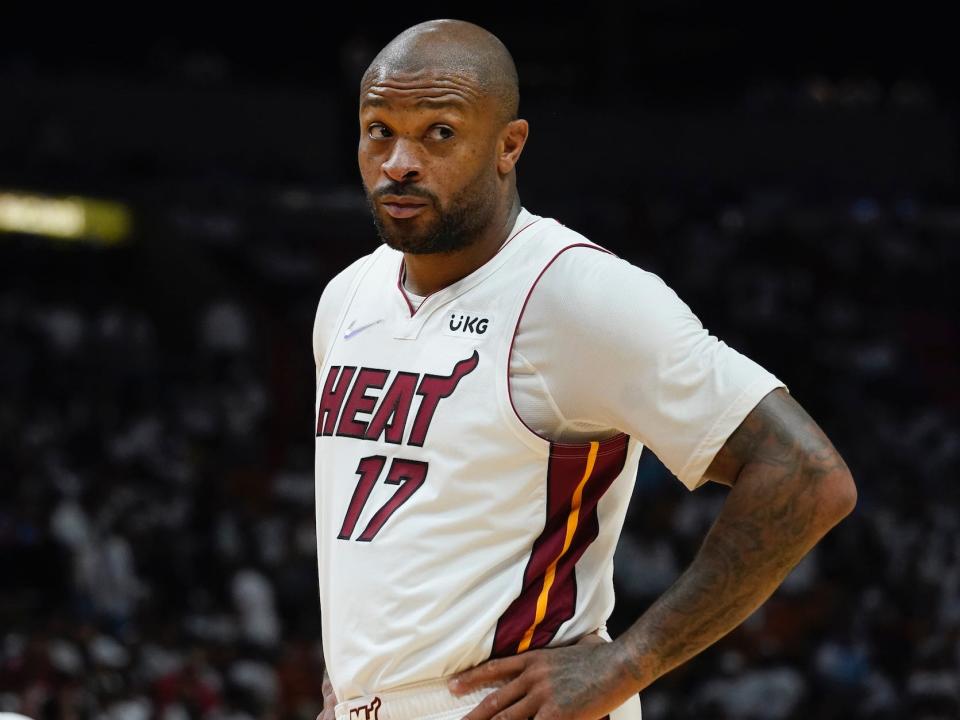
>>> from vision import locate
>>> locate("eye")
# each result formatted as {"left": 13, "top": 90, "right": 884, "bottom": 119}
{"left": 427, "top": 125, "right": 455, "bottom": 141}
{"left": 368, "top": 123, "right": 392, "bottom": 140}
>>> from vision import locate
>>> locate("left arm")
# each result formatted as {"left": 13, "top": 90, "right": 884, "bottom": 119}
{"left": 451, "top": 387, "right": 857, "bottom": 720}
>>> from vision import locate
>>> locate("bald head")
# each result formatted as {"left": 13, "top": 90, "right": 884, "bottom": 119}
{"left": 361, "top": 19, "right": 520, "bottom": 127}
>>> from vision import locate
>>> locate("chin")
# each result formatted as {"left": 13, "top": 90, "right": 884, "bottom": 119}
{"left": 378, "top": 220, "right": 435, "bottom": 248}
{"left": 377, "top": 227, "right": 420, "bottom": 252}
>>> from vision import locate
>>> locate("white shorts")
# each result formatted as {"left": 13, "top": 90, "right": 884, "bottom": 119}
{"left": 334, "top": 674, "right": 642, "bottom": 720}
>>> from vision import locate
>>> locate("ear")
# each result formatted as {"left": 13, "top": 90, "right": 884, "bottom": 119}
{"left": 497, "top": 118, "right": 529, "bottom": 175}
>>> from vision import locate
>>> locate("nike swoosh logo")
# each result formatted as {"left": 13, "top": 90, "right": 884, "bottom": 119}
{"left": 343, "top": 319, "right": 383, "bottom": 339}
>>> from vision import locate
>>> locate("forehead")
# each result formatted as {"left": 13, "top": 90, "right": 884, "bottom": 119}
{"left": 359, "top": 67, "right": 488, "bottom": 115}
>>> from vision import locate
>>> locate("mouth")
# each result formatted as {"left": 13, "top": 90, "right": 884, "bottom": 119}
{"left": 380, "top": 197, "right": 429, "bottom": 219}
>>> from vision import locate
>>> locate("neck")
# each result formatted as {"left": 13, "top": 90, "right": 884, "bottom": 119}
{"left": 402, "top": 195, "right": 522, "bottom": 296}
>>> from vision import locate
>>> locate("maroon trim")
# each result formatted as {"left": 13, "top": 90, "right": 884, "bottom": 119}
{"left": 397, "top": 264, "right": 418, "bottom": 316}
{"left": 507, "top": 243, "right": 628, "bottom": 449}
{"left": 491, "top": 434, "right": 629, "bottom": 657}
{"left": 395, "top": 216, "right": 544, "bottom": 318}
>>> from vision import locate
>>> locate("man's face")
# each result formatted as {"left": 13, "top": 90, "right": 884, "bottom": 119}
{"left": 357, "top": 68, "right": 501, "bottom": 254}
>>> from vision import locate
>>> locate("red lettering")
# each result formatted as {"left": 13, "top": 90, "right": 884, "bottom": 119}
{"left": 365, "top": 371, "right": 418, "bottom": 444}
{"left": 316, "top": 366, "right": 356, "bottom": 436}
{"left": 356, "top": 459, "right": 428, "bottom": 542}
{"left": 338, "top": 455, "right": 386, "bottom": 540}
{"left": 336, "top": 368, "right": 389, "bottom": 439}
{"left": 408, "top": 351, "right": 479, "bottom": 447}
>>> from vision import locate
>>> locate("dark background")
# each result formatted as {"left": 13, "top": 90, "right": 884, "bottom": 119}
{"left": 2, "top": 6, "right": 958, "bottom": 719}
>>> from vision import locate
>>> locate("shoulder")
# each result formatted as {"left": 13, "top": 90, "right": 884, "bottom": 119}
{"left": 525, "top": 219, "right": 665, "bottom": 296}
{"left": 525, "top": 230, "right": 691, "bottom": 337}
{"left": 318, "top": 251, "right": 377, "bottom": 306}
{"left": 526, "top": 215, "right": 612, "bottom": 257}
{"left": 313, "top": 250, "right": 382, "bottom": 367}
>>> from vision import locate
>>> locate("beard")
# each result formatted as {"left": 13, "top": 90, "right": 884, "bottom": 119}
{"left": 365, "top": 167, "right": 499, "bottom": 255}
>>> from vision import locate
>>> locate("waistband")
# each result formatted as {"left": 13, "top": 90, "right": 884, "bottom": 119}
{"left": 334, "top": 675, "right": 505, "bottom": 720}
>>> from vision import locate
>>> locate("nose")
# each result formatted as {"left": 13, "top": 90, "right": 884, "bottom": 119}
{"left": 381, "top": 137, "right": 423, "bottom": 182}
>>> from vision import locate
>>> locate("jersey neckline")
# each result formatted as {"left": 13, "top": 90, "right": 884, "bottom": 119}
{"left": 395, "top": 207, "right": 543, "bottom": 319}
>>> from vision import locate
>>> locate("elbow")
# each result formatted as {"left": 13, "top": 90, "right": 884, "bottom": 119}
{"left": 834, "top": 470, "right": 858, "bottom": 521}
{"left": 818, "top": 459, "right": 857, "bottom": 526}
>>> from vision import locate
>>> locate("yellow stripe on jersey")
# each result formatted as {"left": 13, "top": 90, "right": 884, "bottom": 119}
{"left": 516, "top": 440, "right": 600, "bottom": 653}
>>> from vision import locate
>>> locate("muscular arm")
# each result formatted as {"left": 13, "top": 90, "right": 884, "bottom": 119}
{"left": 612, "top": 386, "right": 857, "bottom": 690}
{"left": 454, "top": 387, "right": 857, "bottom": 719}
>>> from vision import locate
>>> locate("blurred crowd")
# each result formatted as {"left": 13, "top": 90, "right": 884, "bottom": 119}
{"left": 2, "top": 183, "right": 957, "bottom": 720}
{"left": 0, "top": 281, "right": 324, "bottom": 719}
{"left": 609, "top": 191, "right": 960, "bottom": 719}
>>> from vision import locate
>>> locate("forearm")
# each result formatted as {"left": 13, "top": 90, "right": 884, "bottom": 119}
{"left": 613, "top": 449, "right": 855, "bottom": 692}
{"left": 451, "top": 391, "right": 858, "bottom": 720}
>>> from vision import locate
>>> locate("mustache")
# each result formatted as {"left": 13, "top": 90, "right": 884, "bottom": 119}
{"left": 372, "top": 183, "right": 436, "bottom": 203}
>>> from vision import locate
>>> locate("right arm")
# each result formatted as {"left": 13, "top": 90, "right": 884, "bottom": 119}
{"left": 320, "top": 668, "right": 336, "bottom": 720}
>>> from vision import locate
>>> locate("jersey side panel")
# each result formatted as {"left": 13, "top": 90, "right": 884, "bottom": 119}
{"left": 490, "top": 234, "right": 645, "bottom": 655}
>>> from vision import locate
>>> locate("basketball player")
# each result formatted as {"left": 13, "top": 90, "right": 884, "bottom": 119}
{"left": 314, "top": 18, "right": 857, "bottom": 720}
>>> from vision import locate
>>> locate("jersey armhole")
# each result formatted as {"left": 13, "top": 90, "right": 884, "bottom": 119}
{"left": 500, "top": 242, "right": 630, "bottom": 455}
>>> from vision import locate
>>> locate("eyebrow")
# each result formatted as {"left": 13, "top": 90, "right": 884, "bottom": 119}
{"left": 360, "top": 96, "right": 468, "bottom": 112}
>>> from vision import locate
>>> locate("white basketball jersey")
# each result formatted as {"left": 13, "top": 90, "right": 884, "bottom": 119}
{"left": 315, "top": 213, "right": 645, "bottom": 702}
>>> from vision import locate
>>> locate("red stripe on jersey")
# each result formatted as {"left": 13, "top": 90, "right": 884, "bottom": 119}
{"left": 491, "top": 433, "right": 629, "bottom": 657}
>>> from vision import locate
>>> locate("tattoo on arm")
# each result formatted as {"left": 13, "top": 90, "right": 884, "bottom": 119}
{"left": 616, "top": 388, "right": 856, "bottom": 689}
